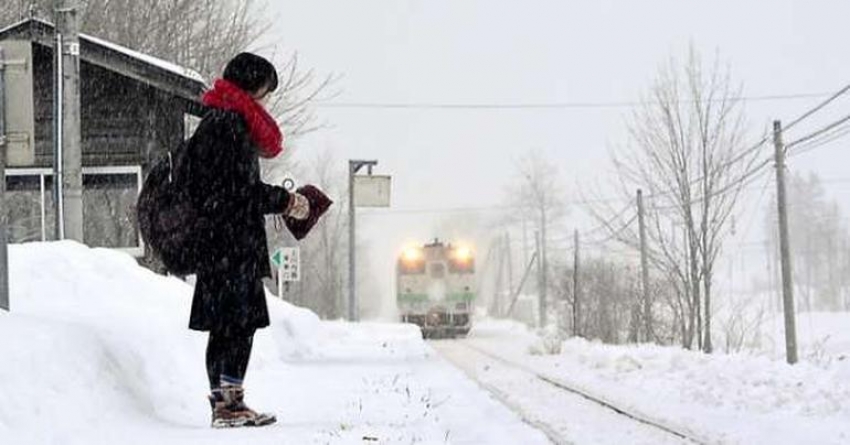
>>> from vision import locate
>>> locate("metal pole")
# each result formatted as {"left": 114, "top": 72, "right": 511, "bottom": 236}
{"left": 535, "top": 230, "right": 544, "bottom": 328}
{"left": 573, "top": 229, "right": 580, "bottom": 337}
{"left": 277, "top": 265, "right": 283, "bottom": 300}
{"left": 492, "top": 238, "right": 505, "bottom": 317}
{"left": 773, "top": 120, "right": 798, "bottom": 365}
{"left": 39, "top": 173, "right": 46, "bottom": 241}
{"left": 56, "top": 0, "right": 83, "bottom": 242}
{"left": 540, "top": 207, "right": 549, "bottom": 327}
{"left": 542, "top": 210, "right": 549, "bottom": 327}
{"left": 521, "top": 215, "right": 528, "bottom": 272}
{"left": 53, "top": 32, "right": 64, "bottom": 240}
{"left": 347, "top": 159, "right": 379, "bottom": 322}
{"left": 506, "top": 251, "right": 538, "bottom": 317}
{"left": 348, "top": 160, "right": 356, "bottom": 321}
{"left": 0, "top": 47, "right": 10, "bottom": 311}
{"left": 637, "top": 189, "right": 652, "bottom": 342}
{"left": 505, "top": 232, "right": 514, "bottom": 301}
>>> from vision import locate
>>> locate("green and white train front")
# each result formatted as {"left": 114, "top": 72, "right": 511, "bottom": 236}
{"left": 396, "top": 240, "right": 475, "bottom": 338}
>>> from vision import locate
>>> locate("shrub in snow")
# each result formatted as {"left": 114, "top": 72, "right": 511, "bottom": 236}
{"left": 528, "top": 325, "right": 564, "bottom": 355}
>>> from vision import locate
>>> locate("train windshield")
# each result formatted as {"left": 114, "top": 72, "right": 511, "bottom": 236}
{"left": 430, "top": 263, "right": 446, "bottom": 279}
{"left": 399, "top": 259, "right": 426, "bottom": 274}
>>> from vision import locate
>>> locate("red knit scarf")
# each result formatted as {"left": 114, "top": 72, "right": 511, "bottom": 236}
{"left": 202, "top": 79, "right": 284, "bottom": 158}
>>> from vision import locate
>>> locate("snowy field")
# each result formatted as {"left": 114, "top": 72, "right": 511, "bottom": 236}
{"left": 1, "top": 242, "right": 549, "bottom": 445}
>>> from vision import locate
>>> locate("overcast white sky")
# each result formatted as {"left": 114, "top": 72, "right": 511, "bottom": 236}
{"left": 258, "top": 1, "right": 850, "bottom": 316}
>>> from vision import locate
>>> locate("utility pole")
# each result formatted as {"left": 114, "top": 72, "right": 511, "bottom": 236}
{"left": 572, "top": 230, "right": 580, "bottom": 337}
{"left": 347, "top": 162, "right": 358, "bottom": 322}
{"left": 495, "top": 238, "right": 507, "bottom": 317}
{"left": 55, "top": 0, "right": 83, "bottom": 242}
{"left": 487, "top": 239, "right": 503, "bottom": 317}
{"left": 637, "top": 189, "right": 652, "bottom": 342}
{"left": 348, "top": 162, "right": 356, "bottom": 322}
{"left": 535, "top": 230, "right": 545, "bottom": 327}
{"left": 52, "top": 30, "right": 64, "bottom": 239}
{"left": 521, "top": 216, "right": 529, "bottom": 276}
{"left": 773, "top": 120, "right": 798, "bottom": 365}
{"left": 505, "top": 232, "right": 514, "bottom": 307}
{"left": 540, "top": 208, "right": 548, "bottom": 328}
{"left": 0, "top": 47, "right": 10, "bottom": 311}
{"left": 348, "top": 159, "right": 379, "bottom": 322}
{"left": 506, "top": 251, "right": 538, "bottom": 318}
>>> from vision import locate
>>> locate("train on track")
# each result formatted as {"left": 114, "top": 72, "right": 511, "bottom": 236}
{"left": 396, "top": 239, "right": 476, "bottom": 338}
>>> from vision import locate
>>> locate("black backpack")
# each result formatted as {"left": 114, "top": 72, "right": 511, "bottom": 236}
{"left": 136, "top": 143, "right": 202, "bottom": 275}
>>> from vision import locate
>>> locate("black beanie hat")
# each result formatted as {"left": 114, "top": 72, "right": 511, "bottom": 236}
{"left": 223, "top": 53, "right": 279, "bottom": 94}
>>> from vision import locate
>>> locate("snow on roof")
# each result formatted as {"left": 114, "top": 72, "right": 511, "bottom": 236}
{"left": 81, "top": 33, "right": 206, "bottom": 85}
{"left": 0, "top": 17, "right": 206, "bottom": 85}
{"left": 0, "top": 17, "right": 31, "bottom": 35}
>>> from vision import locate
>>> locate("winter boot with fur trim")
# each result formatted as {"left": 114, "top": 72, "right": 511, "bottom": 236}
{"left": 209, "top": 386, "right": 276, "bottom": 428}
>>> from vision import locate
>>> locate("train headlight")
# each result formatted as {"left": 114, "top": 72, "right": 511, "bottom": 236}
{"left": 454, "top": 246, "right": 472, "bottom": 262}
{"left": 403, "top": 247, "right": 423, "bottom": 262}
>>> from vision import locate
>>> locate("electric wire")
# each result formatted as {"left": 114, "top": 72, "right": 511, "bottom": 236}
{"left": 785, "top": 112, "right": 850, "bottom": 151}
{"left": 361, "top": 82, "right": 850, "bottom": 218}
{"left": 789, "top": 124, "right": 850, "bottom": 158}
{"left": 317, "top": 92, "right": 835, "bottom": 111}
{"left": 610, "top": 80, "right": 850, "bottom": 201}
{"left": 368, "top": 80, "right": 850, "bottom": 269}
{"left": 578, "top": 203, "right": 634, "bottom": 239}
{"left": 738, "top": 171, "right": 774, "bottom": 242}
{"left": 782, "top": 83, "right": 850, "bottom": 132}
{"left": 584, "top": 213, "right": 639, "bottom": 246}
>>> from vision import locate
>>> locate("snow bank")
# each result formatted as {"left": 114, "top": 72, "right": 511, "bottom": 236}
{"left": 0, "top": 241, "right": 320, "bottom": 443}
{"left": 1, "top": 242, "right": 551, "bottom": 445}
{"left": 468, "top": 318, "right": 850, "bottom": 444}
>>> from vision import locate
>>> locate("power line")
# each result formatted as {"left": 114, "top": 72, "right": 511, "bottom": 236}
{"left": 515, "top": 82, "right": 850, "bottom": 268}
{"left": 782, "top": 83, "right": 850, "bottom": 132}
{"left": 367, "top": 83, "right": 848, "bottom": 220}
{"left": 785, "top": 113, "right": 850, "bottom": 157}
{"left": 584, "top": 214, "right": 640, "bottom": 247}
{"left": 316, "top": 92, "right": 833, "bottom": 111}
{"left": 358, "top": 195, "right": 635, "bottom": 217}
{"left": 609, "top": 81, "right": 850, "bottom": 203}
{"left": 789, "top": 124, "right": 850, "bottom": 158}
{"left": 649, "top": 80, "right": 850, "bottom": 211}
{"left": 734, "top": 171, "right": 774, "bottom": 242}
{"left": 578, "top": 203, "right": 634, "bottom": 239}
{"left": 648, "top": 156, "right": 775, "bottom": 212}
{"left": 785, "top": 112, "right": 850, "bottom": 150}
{"left": 359, "top": 204, "right": 512, "bottom": 216}
{"left": 647, "top": 81, "right": 850, "bottom": 202}
{"left": 692, "top": 157, "right": 775, "bottom": 207}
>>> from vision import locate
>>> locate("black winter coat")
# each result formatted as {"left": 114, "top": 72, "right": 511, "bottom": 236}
{"left": 185, "top": 109, "right": 290, "bottom": 334}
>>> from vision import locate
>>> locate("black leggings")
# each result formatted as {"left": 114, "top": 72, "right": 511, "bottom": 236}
{"left": 206, "top": 330, "right": 255, "bottom": 390}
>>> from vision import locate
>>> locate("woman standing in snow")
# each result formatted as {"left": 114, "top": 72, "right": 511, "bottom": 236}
{"left": 184, "top": 53, "right": 309, "bottom": 428}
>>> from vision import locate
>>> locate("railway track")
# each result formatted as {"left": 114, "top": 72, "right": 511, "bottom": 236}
{"left": 433, "top": 340, "right": 717, "bottom": 445}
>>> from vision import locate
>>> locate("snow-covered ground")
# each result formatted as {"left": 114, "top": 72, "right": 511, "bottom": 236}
{"left": 433, "top": 340, "right": 691, "bottom": 444}
{"left": 1, "top": 242, "right": 549, "bottom": 445}
{"left": 463, "top": 319, "right": 850, "bottom": 445}
{"left": 6, "top": 241, "right": 848, "bottom": 444}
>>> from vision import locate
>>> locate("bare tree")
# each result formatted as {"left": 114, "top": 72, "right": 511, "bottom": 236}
{"left": 591, "top": 47, "right": 758, "bottom": 352}
{"left": 554, "top": 257, "right": 650, "bottom": 345}
{"left": 265, "top": 149, "right": 348, "bottom": 319}
{"left": 2, "top": 1, "right": 337, "bottom": 257}
{"left": 503, "top": 148, "right": 568, "bottom": 326}
{"left": 2, "top": 0, "right": 334, "bottom": 146}
{"left": 0, "top": 2, "right": 21, "bottom": 20}
{"left": 765, "top": 172, "right": 850, "bottom": 312}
